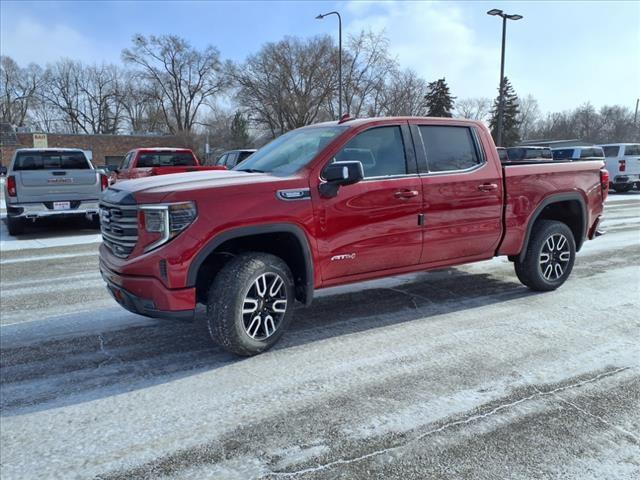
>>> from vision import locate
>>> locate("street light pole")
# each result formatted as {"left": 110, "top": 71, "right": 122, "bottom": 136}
{"left": 316, "top": 11, "right": 342, "bottom": 118}
{"left": 497, "top": 15, "right": 507, "bottom": 147}
{"left": 487, "top": 9, "right": 522, "bottom": 146}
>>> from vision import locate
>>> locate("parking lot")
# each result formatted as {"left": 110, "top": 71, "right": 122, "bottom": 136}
{"left": 0, "top": 189, "right": 638, "bottom": 479}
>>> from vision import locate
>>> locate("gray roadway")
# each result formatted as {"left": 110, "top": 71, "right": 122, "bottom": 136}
{"left": 1, "top": 193, "right": 639, "bottom": 479}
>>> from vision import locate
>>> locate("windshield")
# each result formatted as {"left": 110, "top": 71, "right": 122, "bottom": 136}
{"left": 235, "top": 126, "right": 346, "bottom": 175}
{"left": 13, "top": 151, "right": 90, "bottom": 171}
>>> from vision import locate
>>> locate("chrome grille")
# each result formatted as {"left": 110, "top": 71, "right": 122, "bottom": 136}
{"left": 100, "top": 201, "right": 138, "bottom": 258}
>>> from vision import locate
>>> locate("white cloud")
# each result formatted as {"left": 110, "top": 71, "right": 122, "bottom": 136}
{"left": 345, "top": 1, "right": 501, "bottom": 103}
{"left": 0, "top": 16, "right": 110, "bottom": 65}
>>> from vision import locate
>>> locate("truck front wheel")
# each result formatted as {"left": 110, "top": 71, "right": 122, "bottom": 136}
{"left": 514, "top": 220, "right": 576, "bottom": 291}
{"left": 206, "top": 252, "right": 295, "bottom": 356}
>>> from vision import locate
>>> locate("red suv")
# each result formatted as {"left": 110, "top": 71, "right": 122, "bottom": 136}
{"left": 99, "top": 117, "right": 607, "bottom": 356}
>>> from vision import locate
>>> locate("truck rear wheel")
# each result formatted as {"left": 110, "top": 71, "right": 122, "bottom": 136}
{"left": 514, "top": 220, "right": 576, "bottom": 291}
{"left": 206, "top": 252, "right": 295, "bottom": 356}
{"left": 6, "top": 216, "right": 25, "bottom": 236}
{"left": 613, "top": 184, "right": 632, "bottom": 193}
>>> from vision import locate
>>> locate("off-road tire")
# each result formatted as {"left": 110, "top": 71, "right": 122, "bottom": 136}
{"left": 206, "top": 252, "right": 295, "bottom": 356}
{"left": 515, "top": 220, "right": 576, "bottom": 292}
{"left": 613, "top": 184, "right": 632, "bottom": 193}
{"left": 6, "top": 216, "right": 25, "bottom": 236}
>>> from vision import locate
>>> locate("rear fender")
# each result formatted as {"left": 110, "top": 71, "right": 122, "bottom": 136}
{"left": 518, "top": 193, "right": 587, "bottom": 262}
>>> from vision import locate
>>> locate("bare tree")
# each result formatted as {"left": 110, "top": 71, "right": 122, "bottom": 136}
{"left": 455, "top": 97, "right": 491, "bottom": 121}
{"left": 378, "top": 69, "right": 429, "bottom": 116}
{"left": 39, "top": 60, "right": 124, "bottom": 134}
{"left": 122, "top": 34, "right": 228, "bottom": 133}
{"left": 232, "top": 35, "right": 337, "bottom": 136}
{"left": 517, "top": 94, "right": 541, "bottom": 140}
{"left": 118, "top": 71, "right": 166, "bottom": 133}
{"left": 1, "top": 56, "right": 43, "bottom": 126}
{"left": 336, "top": 30, "right": 397, "bottom": 118}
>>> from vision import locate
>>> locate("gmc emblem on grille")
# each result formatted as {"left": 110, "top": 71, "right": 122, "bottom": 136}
{"left": 100, "top": 209, "right": 111, "bottom": 224}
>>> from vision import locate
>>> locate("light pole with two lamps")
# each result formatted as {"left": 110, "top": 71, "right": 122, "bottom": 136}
{"left": 487, "top": 8, "right": 522, "bottom": 146}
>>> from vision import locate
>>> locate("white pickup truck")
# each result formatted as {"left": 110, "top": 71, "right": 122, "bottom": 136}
{"left": 4, "top": 148, "right": 107, "bottom": 235}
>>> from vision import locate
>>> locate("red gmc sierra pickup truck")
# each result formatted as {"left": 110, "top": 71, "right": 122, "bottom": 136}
{"left": 99, "top": 117, "right": 609, "bottom": 356}
{"left": 111, "top": 147, "right": 224, "bottom": 183}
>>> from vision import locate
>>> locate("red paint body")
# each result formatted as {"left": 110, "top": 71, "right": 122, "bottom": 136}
{"left": 113, "top": 148, "right": 224, "bottom": 183}
{"left": 99, "top": 118, "right": 606, "bottom": 317}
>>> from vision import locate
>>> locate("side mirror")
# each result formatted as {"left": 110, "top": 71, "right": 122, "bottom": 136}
{"left": 319, "top": 161, "right": 364, "bottom": 198}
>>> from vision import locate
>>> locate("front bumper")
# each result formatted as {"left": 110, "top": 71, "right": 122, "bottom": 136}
{"left": 7, "top": 200, "right": 100, "bottom": 219}
{"left": 100, "top": 260, "right": 195, "bottom": 321}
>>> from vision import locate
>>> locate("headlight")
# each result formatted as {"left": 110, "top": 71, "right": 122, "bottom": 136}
{"left": 140, "top": 202, "right": 197, "bottom": 252}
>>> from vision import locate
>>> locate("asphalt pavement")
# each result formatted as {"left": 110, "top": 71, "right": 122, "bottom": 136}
{"left": 0, "top": 192, "right": 639, "bottom": 479}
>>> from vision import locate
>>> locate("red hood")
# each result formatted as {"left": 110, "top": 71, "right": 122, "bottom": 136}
{"left": 110, "top": 170, "right": 293, "bottom": 197}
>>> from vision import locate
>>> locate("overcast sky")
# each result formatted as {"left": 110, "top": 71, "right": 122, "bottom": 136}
{"left": 1, "top": 0, "right": 638, "bottom": 114}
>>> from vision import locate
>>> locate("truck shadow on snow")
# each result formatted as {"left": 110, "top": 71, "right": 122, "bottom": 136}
{"left": 0, "top": 267, "right": 536, "bottom": 416}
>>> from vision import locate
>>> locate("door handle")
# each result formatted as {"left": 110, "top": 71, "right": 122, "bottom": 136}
{"left": 478, "top": 183, "right": 498, "bottom": 192}
{"left": 394, "top": 189, "right": 419, "bottom": 199}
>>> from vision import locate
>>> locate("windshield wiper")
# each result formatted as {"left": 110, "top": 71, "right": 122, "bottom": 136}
{"left": 237, "top": 168, "right": 266, "bottom": 173}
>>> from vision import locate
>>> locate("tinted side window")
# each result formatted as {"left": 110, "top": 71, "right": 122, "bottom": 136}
{"left": 237, "top": 151, "right": 254, "bottom": 163}
{"left": 624, "top": 144, "right": 640, "bottom": 156}
{"left": 121, "top": 152, "right": 133, "bottom": 169}
{"left": 226, "top": 152, "right": 239, "bottom": 168}
{"left": 602, "top": 146, "right": 620, "bottom": 157}
{"left": 216, "top": 154, "right": 228, "bottom": 166}
{"left": 420, "top": 126, "right": 480, "bottom": 172}
{"left": 579, "top": 147, "right": 604, "bottom": 159}
{"left": 335, "top": 126, "right": 407, "bottom": 178}
{"left": 552, "top": 149, "right": 574, "bottom": 160}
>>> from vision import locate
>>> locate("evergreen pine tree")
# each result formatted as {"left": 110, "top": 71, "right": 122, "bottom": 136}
{"left": 489, "top": 77, "right": 521, "bottom": 146}
{"left": 425, "top": 78, "right": 455, "bottom": 117}
{"left": 230, "top": 111, "right": 250, "bottom": 148}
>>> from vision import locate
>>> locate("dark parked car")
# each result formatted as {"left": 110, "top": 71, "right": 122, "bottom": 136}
{"left": 506, "top": 146, "right": 553, "bottom": 162}
{"left": 0, "top": 165, "right": 7, "bottom": 176}
{"left": 552, "top": 146, "right": 605, "bottom": 162}
{"left": 209, "top": 149, "right": 257, "bottom": 169}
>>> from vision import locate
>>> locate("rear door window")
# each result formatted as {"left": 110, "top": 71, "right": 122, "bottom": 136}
{"left": 552, "top": 149, "right": 575, "bottom": 160}
{"left": 602, "top": 146, "right": 620, "bottom": 157}
{"left": 237, "top": 151, "right": 254, "bottom": 164}
{"left": 579, "top": 148, "right": 605, "bottom": 159}
{"left": 623, "top": 144, "right": 640, "bottom": 156}
{"left": 225, "top": 152, "right": 239, "bottom": 168}
{"left": 419, "top": 126, "right": 481, "bottom": 172}
{"left": 13, "top": 151, "right": 90, "bottom": 170}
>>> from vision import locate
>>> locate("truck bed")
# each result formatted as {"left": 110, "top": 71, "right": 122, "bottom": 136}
{"left": 498, "top": 160, "right": 606, "bottom": 256}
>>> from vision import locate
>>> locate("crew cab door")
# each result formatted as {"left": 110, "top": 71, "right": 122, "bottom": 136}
{"left": 313, "top": 123, "right": 424, "bottom": 281}
{"left": 410, "top": 121, "right": 503, "bottom": 264}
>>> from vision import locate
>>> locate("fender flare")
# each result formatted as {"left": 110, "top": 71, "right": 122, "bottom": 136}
{"left": 186, "top": 223, "right": 315, "bottom": 305}
{"left": 518, "top": 192, "right": 587, "bottom": 262}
